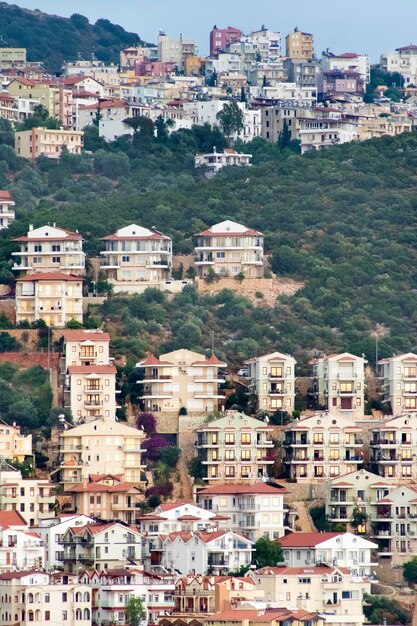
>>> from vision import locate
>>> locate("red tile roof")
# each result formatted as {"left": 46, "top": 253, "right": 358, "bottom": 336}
{"left": 138, "top": 353, "right": 174, "bottom": 367}
{"left": 195, "top": 227, "right": 263, "bottom": 237}
{"left": 0, "top": 191, "right": 13, "bottom": 201}
{"left": 60, "top": 330, "right": 110, "bottom": 342}
{"left": 278, "top": 532, "right": 342, "bottom": 547}
{"left": 177, "top": 515, "right": 202, "bottom": 521}
{"left": 0, "top": 570, "right": 42, "bottom": 580}
{"left": 192, "top": 354, "right": 227, "bottom": 366}
{"left": 101, "top": 232, "right": 170, "bottom": 241}
{"left": 13, "top": 227, "right": 82, "bottom": 242}
{"left": 16, "top": 272, "right": 82, "bottom": 282}
{"left": 67, "top": 365, "right": 116, "bottom": 374}
{"left": 0, "top": 510, "right": 28, "bottom": 527}
{"left": 159, "top": 500, "right": 193, "bottom": 512}
{"left": 68, "top": 481, "right": 139, "bottom": 493}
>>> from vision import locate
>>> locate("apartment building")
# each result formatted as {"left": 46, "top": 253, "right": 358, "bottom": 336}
{"left": 279, "top": 531, "right": 377, "bottom": 579}
{"left": 160, "top": 529, "right": 253, "bottom": 575}
{"left": 312, "top": 352, "right": 366, "bottom": 418}
{"left": 15, "top": 272, "right": 83, "bottom": 327}
{"left": 194, "top": 220, "right": 263, "bottom": 278}
{"left": 206, "top": 608, "right": 323, "bottom": 626}
{"left": 377, "top": 353, "right": 417, "bottom": 415}
{"left": 0, "top": 421, "right": 33, "bottom": 463}
{"left": 0, "top": 190, "right": 15, "bottom": 230}
{"left": 64, "top": 364, "right": 117, "bottom": 422}
{"left": 325, "top": 468, "right": 395, "bottom": 532}
{"left": 196, "top": 482, "right": 289, "bottom": 541}
{"left": 321, "top": 51, "right": 370, "bottom": 85}
{"left": 0, "top": 460, "right": 55, "bottom": 526}
{"left": 12, "top": 223, "right": 85, "bottom": 275}
{"left": 173, "top": 574, "right": 256, "bottom": 616}
{"left": 158, "top": 33, "right": 197, "bottom": 70}
{"left": 210, "top": 26, "right": 243, "bottom": 57}
{"left": 299, "top": 113, "right": 359, "bottom": 154}
{"left": 100, "top": 223, "right": 172, "bottom": 293}
{"left": 138, "top": 501, "right": 228, "bottom": 536}
{"left": 57, "top": 418, "right": 146, "bottom": 487}
{"left": 15, "top": 128, "right": 84, "bottom": 160}
{"left": 195, "top": 149, "right": 253, "bottom": 176}
{"left": 8, "top": 79, "right": 73, "bottom": 127}
{"left": 137, "top": 349, "right": 226, "bottom": 414}
{"left": 61, "top": 329, "right": 111, "bottom": 368}
{"left": 34, "top": 513, "right": 94, "bottom": 570}
{"left": 381, "top": 44, "right": 417, "bottom": 86}
{"left": 0, "top": 47, "right": 27, "bottom": 69}
{"left": 66, "top": 474, "right": 143, "bottom": 524}
{"left": 195, "top": 412, "right": 274, "bottom": 483}
{"left": 245, "top": 351, "right": 296, "bottom": 414}
{"left": 62, "top": 521, "right": 142, "bottom": 572}
{"left": 370, "top": 413, "right": 417, "bottom": 480}
{"left": 0, "top": 571, "right": 92, "bottom": 626}
{"left": 285, "top": 28, "right": 314, "bottom": 59}
{"left": 283, "top": 414, "right": 364, "bottom": 481}
{"left": 0, "top": 511, "right": 45, "bottom": 572}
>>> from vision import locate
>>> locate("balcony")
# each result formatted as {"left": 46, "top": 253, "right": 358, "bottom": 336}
{"left": 79, "top": 351, "right": 97, "bottom": 360}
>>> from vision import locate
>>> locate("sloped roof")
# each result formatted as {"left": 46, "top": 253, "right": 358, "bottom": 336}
{"left": 198, "top": 483, "right": 288, "bottom": 496}
{"left": 16, "top": 272, "right": 82, "bottom": 282}
{"left": 278, "top": 532, "right": 342, "bottom": 547}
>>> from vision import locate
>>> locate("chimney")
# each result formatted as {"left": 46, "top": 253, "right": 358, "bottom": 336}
{"left": 29, "top": 224, "right": 33, "bottom": 231}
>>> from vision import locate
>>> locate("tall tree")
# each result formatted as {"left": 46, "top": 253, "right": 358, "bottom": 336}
{"left": 216, "top": 101, "right": 244, "bottom": 137}
{"left": 125, "top": 596, "right": 145, "bottom": 626}
{"left": 253, "top": 537, "right": 284, "bottom": 568}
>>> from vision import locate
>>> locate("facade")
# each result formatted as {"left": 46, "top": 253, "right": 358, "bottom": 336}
{"left": 194, "top": 220, "right": 263, "bottom": 278}
{"left": 299, "top": 113, "right": 358, "bottom": 154}
{"left": 205, "top": 608, "right": 323, "bottom": 626}
{"left": 245, "top": 351, "right": 296, "bottom": 414}
{"left": 195, "top": 149, "right": 252, "bottom": 177}
{"left": 210, "top": 26, "right": 243, "bottom": 57}
{"left": 370, "top": 413, "right": 417, "bottom": 480}
{"left": 15, "top": 128, "right": 83, "bottom": 160}
{"left": 321, "top": 51, "right": 370, "bottom": 85}
{"left": 15, "top": 272, "right": 83, "bottom": 327}
{"left": 34, "top": 513, "right": 94, "bottom": 570}
{"left": 0, "top": 461, "right": 55, "bottom": 526}
{"left": 137, "top": 349, "right": 226, "bottom": 414}
{"left": 0, "top": 190, "right": 15, "bottom": 230}
{"left": 8, "top": 79, "right": 73, "bottom": 127}
{"left": 284, "top": 58, "right": 320, "bottom": 88}
{"left": 381, "top": 45, "right": 417, "bottom": 86}
{"left": 377, "top": 353, "right": 417, "bottom": 415}
{"left": 0, "top": 511, "right": 45, "bottom": 572}
{"left": 0, "top": 421, "right": 33, "bottom": 463}
{"left": 0, "top": 47, "right": 27, "bottom": 69}
{"left": 312, "top": 352, "right": 366, "bottom": 418}
{"left": 158, "top": 33, "right": 197, "bottom": 70}
{"left": 283, "top": 414, "right": 364, "bottom": 481}
{"left": 196, "top": 482, "right": 288, "bottom": 541}
{"left": 12, "top": 224, "right": 85, "bottom": 276}
{"left": 100, "top": 223, "right": 172, "bottom": 293}
{"left": 285, "top": 28, "right": 314, "bottom": 59}
{"left": 195, "top": 412, "right": 275, "bottom": 483}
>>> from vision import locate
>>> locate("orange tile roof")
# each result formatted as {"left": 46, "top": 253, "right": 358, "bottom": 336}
{"left": 60, "top": 330, "right": 110, "bottom": 342}
{"left": 16, "top": 272, "right": 82, "bottom": 282}
{"left": 159, "top": 500, "right": 193, "bottom": 512}
{"left": 192, "top": 354, "right": 227, "bottom": 366}
{"left": 138, "top": 353, "right": 174, "bottom": 367}
{"left": 0, "top": 191, "right": 13, "bottom": 201}
{"left": 0, "top": 510, "right": 27, "bottom": 527}
{"left": 67, "top": 365, "right": 116, "bottom": 374}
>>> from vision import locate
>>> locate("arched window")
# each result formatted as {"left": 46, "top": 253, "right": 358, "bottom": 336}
{"left": 28, "top": 611, "right": 34, "bottom": 622}
{"left": 35, "top": 593, "right": 41, "bottom": 603}
{"left": 84, "top": 608, "right": 90, "bottom": 620}
{"left": 75, "top": 592, "right": 82, "bottom": 602}
{"left": 28, "top": 593, "right": 34, "bottom": 603}
{"left": 35, "top": 609, "right": 41, "bottom": 621}
{"left": 83, "top": 591, "right": 90, "bottom": 602}
{"left": 76, "top": 608, "right": 82, "bottom": 620}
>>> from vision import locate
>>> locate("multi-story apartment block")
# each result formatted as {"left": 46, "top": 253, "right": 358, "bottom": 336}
{"left": 0, "top": 47, "right": 27, "bottom": 69}
{"left": 279, "top": 531, "right": 377, "bottom": 580}
{"left": 206, "top": 608, "right": 323, "bottom": 626}
{"left": 0, "top": 421, "right": 33, "bottom": 463}
{"left": 377, "top": 353, "right": 417, "bottom": 415}
{"left": 195, "top": 149, "right": 252, "bottom": 177}
{"left": 325, "top": 468, "right": 395, "bottom": 532}
{"left": 283, "top": 58, "right": 320, "bottom": 88}
{"left": 8, "top": 79, "right": 73, "bottom": 127}
{"left": 12, "top": 224, "right": 85, "bottom": 275}
{"left": 0, "top": 510, "right": 45, "bottom": 572}
{"left": 283, "top": 414, "right": 364, "bottom": 481}
{"left": 370, "top": 413, "right": 417, "bottom": 480}
{"left": 244, "top": 28, "right": 282, "bottom": 63}
{"left": 158, "top": 33, "right": 197, "bottom": 70}
{"left": 15, "top": 272, "right": 83, "bottom": 327}
{"left": 57, "top": 418, "right": 146, "bottom": 487}
{"left": 196, "top": 482, "right": 288, "bottom": 541}
{"left": 34, "top": 513, "right": 94, "bottom": 570}
{"left": 62, "top": 521, "right": 142, "bottom": 572}
{"left": 381, "top": 45, "right": 417, "bottom": 86}
{"left": 321, "top": 51, "right": 370, "bottom": 85}
{"left": 64, "top": 364, "right": 117, "bottom": 422}
{"left": 137, "top": 349, "right": 226, "bottom": 414}
{"left": 100, "top": 223, "right": 172, "bottom": 293}
{"left": 138, "top": 501, "right": 228, "bottom": 536}
{"left": 0, "top": 190, "right": 15, "bottom": 230}
{"left": 15, "top": 128, "right": 83, "bottom": 160}
{"left": 285, "top": 28, "right": 314, "bottom": 59}
{"left": 245, "top": 350, "right": 296, "bottom": 414}
{"left": 195, "top": 412, "right": 274, "bottom": 483}
{"left": 0, "top": 571, "right": 92, "bottom": 626}
{"left": 298, "top": 112, "right": 359, "bottom": 154}
{"left": 194, "top": 220, "right": 263, "bottom": 278}
{"left": 61, "top": 329, "right": 111, "bottom": 368}
{"left": 312, "top": 352, "right": 366, "bottom": 418}
{"left": 210, "top": 26, "right": 243, "bottom": 57}
{"left": 0, "top": 460, "right": 55, "bottom": 526}
{"left": 66, "top": 474, "right": 143, "bottom": 524}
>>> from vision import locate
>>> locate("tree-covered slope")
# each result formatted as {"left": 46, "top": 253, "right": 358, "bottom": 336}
{"left": 0, "top": 3, "right": 147, "bottom": 71}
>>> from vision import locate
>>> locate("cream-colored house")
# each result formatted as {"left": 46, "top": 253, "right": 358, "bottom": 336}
{"left": 377, "top": 353, "right": 417, "bottom": 415}
{"left": 137, "top": 349, "right": 226, "bottom": 414}
{"left": 195, "top": 412, "right": 274, "bottom": 483}
{"left": 61, "top": 329, "right": 111, "bottom": 369}
{"left": 194, "top": 220, "right": 263, "bottom": 278}
{"left": 64, "top": 364, "right": 117, "bottom": 423}
{"left": 283, "top": 413, "right": 364, "bottom": 480}
{"left": 370, "top": 412, "right": 417, "bottom": 480}
{"left": 0, "top": 47, "right": 26, "bottom": 69}
{"left": 312, "top": 352, "right": 366, "bottom": 418}
{"left": 245, "top": 351, "right": 296, "bottom": 414}
{"left": 0, "top": 422, "right": 33, "bottom": 464}
{"left": 8, "top": 79, "right": 73, "bottom": 127}
{"left": 0, "top": 190, "right": 15, "bottom": 230}
{"left": 12, "top": 224, "right": 85, "bottom": 275}
{"left": 15, "top": 127, "right": 83, "bottom": 160}
{"left": 15, "top": 272, "right": 83, "bottom": 327}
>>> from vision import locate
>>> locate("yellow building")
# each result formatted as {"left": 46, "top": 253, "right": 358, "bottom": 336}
{"left": 185, "top": 56, "right": 205, "bottom": 76}
{"left": 285, "top": 28, "right": 314, "bottom": 59}
{"left": 8, "top": 79, "right": 73, "bottom": 127}
{"left": 15, "top": 128, "right": 83, "bottom": 160}
{"left": 0, "top": 422, "right": 33, "bottom": 463}
{"left": 0, "top": 47, "right": 26, "bottom": 69}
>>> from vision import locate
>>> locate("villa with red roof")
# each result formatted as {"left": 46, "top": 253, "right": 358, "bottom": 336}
{"left": 0, "top": 189, "right": 15, "bottom": 230}
{"left": 0, "top": 510, "right": 45, "bottom": 572}
{"left": 312, "top": 352, "right": 366, "bottom": 418}
{"left": 194, "top": 220, "right": 263, "bottom": 278}
{"left": 136, "top": 348, "right": 226, "bottom": 414}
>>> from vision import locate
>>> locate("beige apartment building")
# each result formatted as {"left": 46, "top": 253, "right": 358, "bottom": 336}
{"left": 61, "top": 329, "right": 111, "bottom": 369}
{"left": 195, "top": 411, "right": 274, "bottom": 483}
{"left": 0, "top": 47, "right": 27, "bottom": 69}
{"left": 283, "top": 413, "right": 364, "bottom": 480}
{"left": 371, "top": 484, "right": 417, "bottom": 562}
{"left": 137, "top": 349, "right": 226, "bottom": 414}
{"left": 0, "top": 421, "right": 33, "bottom": 464}
{"left": 12, "top": 223, "right": 85, "bottom": 275}
{"left": 194, "top": 220, "right": 263, "bottom": 278}
{"left": 100, "top": 223, "right": 172, "bottom": 293}
{"left": 285, "top": 28, "right": 314, "bottom": 59}
{"left": 15, "top": 127, "right": 83, "bottom": 160}
{"left": 313, "top": 352, "right": 366, "bottom": 418}
{"left": 57, "top": 417, "right": 146, "bottom": 487}
{"left": 8, "top": 79, "right": 73, "bottom": 127}
{"left": 0, "top": 190, "right": 15, "bottom": 230}
{"left": 245, "top": 350, "right": 296, "bottom": 414}
{"left": 15, "top": 272, "right": 83, "bottom": 327}
{"left": 370, "top": 412, "right": 417, "bottom": 480}
{"left": 377, "top": 353, "right": 417, "bottom": 415}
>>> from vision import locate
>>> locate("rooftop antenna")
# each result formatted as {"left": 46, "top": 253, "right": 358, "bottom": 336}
{"left": 0, "top": 35, "right": 9, "bottom": 47}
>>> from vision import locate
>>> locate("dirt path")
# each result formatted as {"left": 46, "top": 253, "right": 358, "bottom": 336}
{"left": 290, "top": 501, "right": 315, "bottom": 532}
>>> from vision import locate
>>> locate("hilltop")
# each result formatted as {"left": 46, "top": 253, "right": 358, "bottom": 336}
{"left": 0, "top": 3, "right": 148, "bottom": 71}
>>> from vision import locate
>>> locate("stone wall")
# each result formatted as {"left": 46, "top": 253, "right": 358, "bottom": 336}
{"left": 196, "top": 277, "right": 303, "bottom": 307}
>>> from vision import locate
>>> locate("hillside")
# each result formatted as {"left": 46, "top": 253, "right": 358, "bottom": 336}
{"left": 0, "top": 3, "right": 147, "bottom": 71}
{"left": 1, "top": 123, "right": 417, "bottom": 377}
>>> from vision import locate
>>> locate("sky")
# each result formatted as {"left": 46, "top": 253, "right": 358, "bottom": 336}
{"left": 6, "top": 0, "right": 417, "bottom": 62}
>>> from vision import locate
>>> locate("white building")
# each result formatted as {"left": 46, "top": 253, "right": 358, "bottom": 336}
{"left": 381, "top": 45, "right": 417, "bottom": 86}
{"left": 34, "top": 513, "right": 94, "bottom": 570}
{"left": 0, "top": 510, "right": 45, "bottom": 572}
{"left": 245, "top": 351, "right": 296, "bottom": 414}
{"left": 195, "top": 149, "right": 252, "bottom": 177}
{"left": 377, "top": 353, "right": 417, "bottom": 415}
{"left": 313, "top": 352, "right": 366, "bottom": 418}
{"left": 321, "top": 51, "right": 370, "bottom": 84}
{"left": 189, "top": 100, "right": 261, "bottom": 143}
{"left": 299, "top": 111, "right": 358, "bottom": 154}
{"left": 0, "top": 190, "right": 15, "bottom": 230}
{"left": 205, "top": 53, "right": 242, "bottom": 79}
{"left": 12, "top": 224, "right": 85, "bottom": 275}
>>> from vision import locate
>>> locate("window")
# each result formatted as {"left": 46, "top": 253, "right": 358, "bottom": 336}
{"left": 402, "top": 465, "right": 412, "bottom": 477}
{"left": 329, "top": 433, "right": 339, "bottom": 444}
{"left": 241, "top": 433, "right": 251, "bottom": 445}
{"left": 225, "top": 433, "right": 235, "bottom": 445}
{"left": 45, "top": 611, "right": 50, "bottom": 621}
{"left": 270, "top": 366, "right": 283, "bottom": 377}
{"left": 52, "top": 256, "right": 61, "bottom": 263}
{"left": 225, "top": 466, "right": 235, "bottom": 478}
{"left": 122, "top": 255, "right": 130, "bottom": 263}
{"left": 241, "top": 466, "right": 251, "bottom": 478}
{"left": 62, "top": 592, "right": 67, "bottom": 602}
{"left": 329, "top": 449, "right": 340, "bottom": 461}
{"left": 313, "top": 433, "right": 323, "bottom": 444}
{"left": 241, "top": 449, "right": 251, "bottom": 461}
{"left": 225, "top": 449, "right": 235, "bottom": 461}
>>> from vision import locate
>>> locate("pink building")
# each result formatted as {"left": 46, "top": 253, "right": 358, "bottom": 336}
{"left": 209, "top": 26, "right": 243, "bottom": 57}
{"left": 135, "top": 60, "right": 177, "bottom": 77}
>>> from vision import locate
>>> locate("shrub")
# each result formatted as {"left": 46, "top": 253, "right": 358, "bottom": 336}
{"left": 144, "top": 435, "right": 170, "bottom": 462}
{"left": 160, "top": 446, "right": 181, "bottom": 468}
{"left": 136, "top": 412, "right": 157, "bottom": 435}
{"left": 147, "top": 493, "right": 161, "bottom": 508}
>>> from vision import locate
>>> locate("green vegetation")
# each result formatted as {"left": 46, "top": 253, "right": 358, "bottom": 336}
{"left": 310, "top": 505, "right": 331, "bottom": 532}
{"left": 0, "top": 363, "right": 52, "bottom": 430}
{"left": 403, "top": 557, "right": 417, "bottom": 585}
{"left": 253, "top": 537, "right": 284, "bottom": 568}
{"left": 125, "top": 596, "right": 145, "bottom": 626}
{"left": 363, "top": 594, "right": 411, "bottom": 625}
{"left": 0, "top": 3, "right": 148, "bottom": 72}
